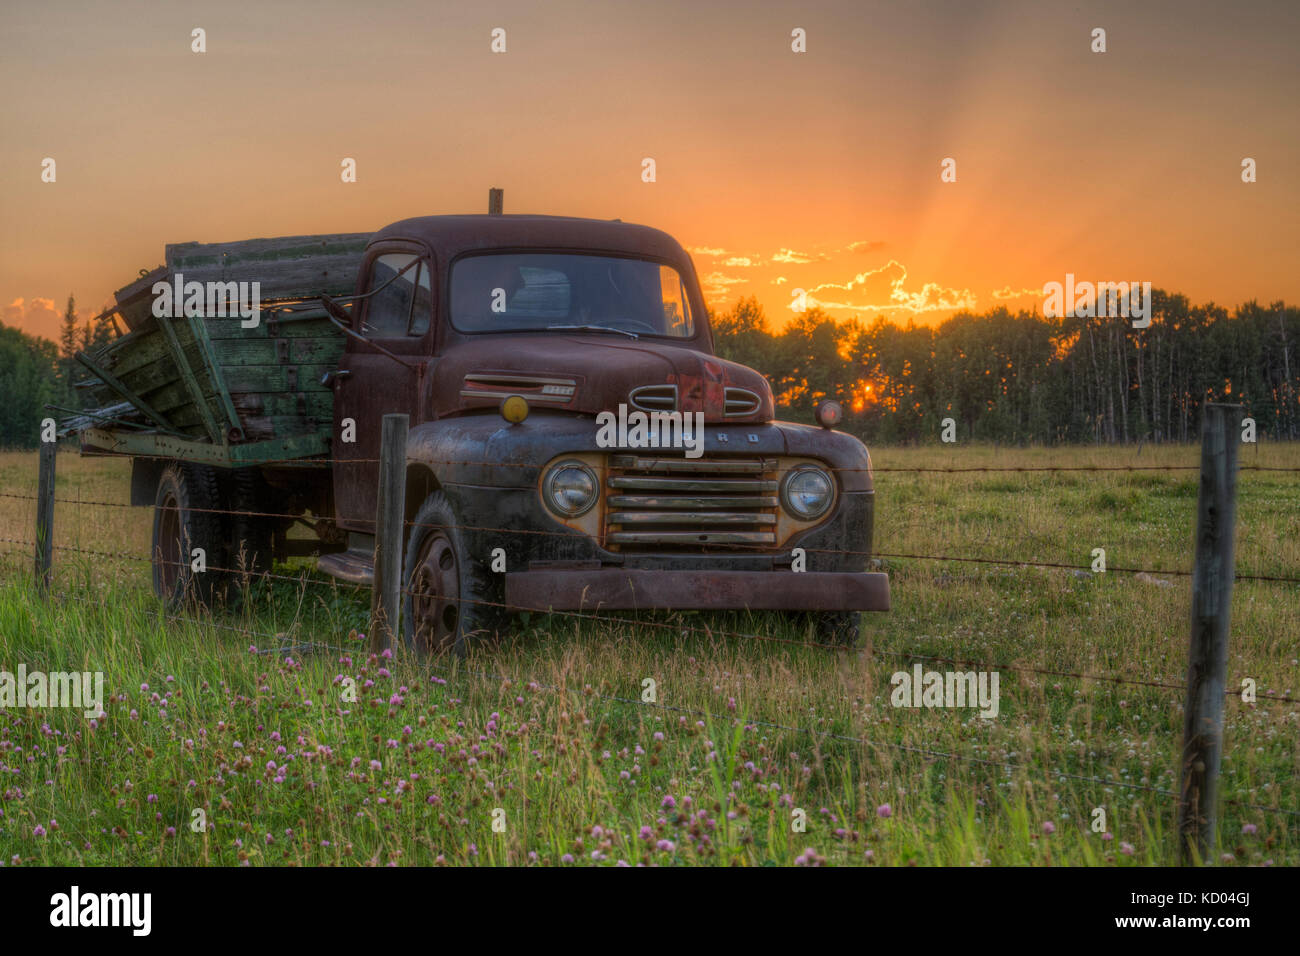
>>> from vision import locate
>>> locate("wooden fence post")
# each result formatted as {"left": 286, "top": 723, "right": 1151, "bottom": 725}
{"left": 35, "top": 439, "right": 56, "bottom": 594}
{"left": 370, "top": 414, "right": 409, "bottom": 654}
{"left": 1178, "top": 402, "right": 1243, "bottom": 864}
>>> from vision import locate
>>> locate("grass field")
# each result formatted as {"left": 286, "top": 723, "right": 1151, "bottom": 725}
{"left": 0, "top": 441, "right": 1297, "bottom": 866}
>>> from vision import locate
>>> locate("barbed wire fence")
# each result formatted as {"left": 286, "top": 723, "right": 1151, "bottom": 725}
{"left": 1, "top": 414, "right": 1298, "bottom": 858}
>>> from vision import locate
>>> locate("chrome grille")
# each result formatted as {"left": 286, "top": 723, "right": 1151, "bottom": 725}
{"left": 461, "top": 373, "right": 576, "bottom": 404}
{"left": 605, "top": 454, "right": 779, "bottom": 549}
{"left": 629, "top": 384, "right": 678, "bottom": 412}
{"left": 723, "top": 387, "right": 761, "bottom": 417}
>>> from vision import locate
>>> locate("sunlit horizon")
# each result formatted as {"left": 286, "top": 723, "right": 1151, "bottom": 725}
{"left": 3, "top": 0, "right": 1296, "bottom": 342}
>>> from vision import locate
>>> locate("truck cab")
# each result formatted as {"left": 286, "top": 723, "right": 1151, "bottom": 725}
{"left": 317, "top": 214, "right": 890, "bottom": 652}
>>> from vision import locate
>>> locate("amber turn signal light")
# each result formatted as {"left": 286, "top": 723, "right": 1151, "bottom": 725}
{"left": 501, "top": 395, "right": 530, "bottom": 424}
{"left": 815, "top": 400, "right": 842, "bottom": 429}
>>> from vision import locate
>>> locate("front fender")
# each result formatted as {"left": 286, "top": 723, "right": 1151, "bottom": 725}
{"left": 405, "top": 411, "right": 597, "bottom": 490}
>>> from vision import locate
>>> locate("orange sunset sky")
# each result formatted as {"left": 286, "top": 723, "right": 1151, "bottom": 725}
{"left": 1, "top": 0, "right": 1297, "bottom": 343}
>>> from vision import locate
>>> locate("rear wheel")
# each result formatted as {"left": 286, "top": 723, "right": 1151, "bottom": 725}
{"left": 224, "top": 468, "right": 279, "bottom": 576}
{"left": 151, "top": 462, "right": 228, "bottom": 608}
{"left": 401, "top": 492, "right": 501, "bottom": 657}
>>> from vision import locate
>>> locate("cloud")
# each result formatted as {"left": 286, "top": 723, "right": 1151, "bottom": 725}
{"left": 771, "top": 248, "right": 827, "bottom": 264}
{"left": 804, "top": 296, "right": 888, "bottom": 312}
{"left": 845, "top": 240, "right": 887, "bottom": 254}
{"left": 806, "top": 261, "right": 976, "bottom": 314}
{"left": 690, "top": 248, "right": 765, "bottom": 267}
{"left": 891, "top": 282, "right": 977, "bottom": 313}
{"left": 699, "top": 271, "right": 748, "bottom": 300}
{"left": 3, "top": 296, "right": 61, "bottom": 340}
{"left": 810, "top": 260, "right": 907, "bottom": 296}
{"left": 992, "top": 285, "right": 1041, "bottom": 300}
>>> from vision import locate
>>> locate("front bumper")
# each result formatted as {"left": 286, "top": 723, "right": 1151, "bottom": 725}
{"left": 504, "top": 569, "right": 890, "bottom": 612}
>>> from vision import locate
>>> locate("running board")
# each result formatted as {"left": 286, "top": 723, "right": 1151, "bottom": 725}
{"left": 317, "top": 548, "right": 375, "bottom": 586}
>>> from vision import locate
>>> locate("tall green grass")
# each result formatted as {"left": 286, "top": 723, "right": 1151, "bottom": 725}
{"left": 0, "top": 442, "right": 1296, "bottom": 865}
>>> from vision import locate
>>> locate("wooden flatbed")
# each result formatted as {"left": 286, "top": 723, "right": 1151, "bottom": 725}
{"left": 67, "top": 232, "right": 369, "bottom": 467}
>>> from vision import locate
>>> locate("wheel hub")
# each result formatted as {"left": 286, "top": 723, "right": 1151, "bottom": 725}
{"left": 410, "top": 533, "right": 460, "bottom": 652}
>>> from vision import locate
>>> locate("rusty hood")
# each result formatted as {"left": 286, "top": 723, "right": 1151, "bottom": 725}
{"left": 434, "top": 334, "right": 774, "bottom": 423}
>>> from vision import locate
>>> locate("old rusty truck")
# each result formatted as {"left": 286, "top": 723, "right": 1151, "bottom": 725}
{"left": 67, "top": 203, "right": 890, "bottom": 652}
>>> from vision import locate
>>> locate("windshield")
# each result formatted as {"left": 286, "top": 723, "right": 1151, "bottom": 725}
{"left": 450, "top": 253, "right": 695, "bottom": 338}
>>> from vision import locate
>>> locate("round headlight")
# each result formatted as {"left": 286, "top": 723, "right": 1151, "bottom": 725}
{"left": 780, "top": 465, "right": 833, "bottom": 520}
{"left": 543, "top": 460, "right": 598, "bottom": 517}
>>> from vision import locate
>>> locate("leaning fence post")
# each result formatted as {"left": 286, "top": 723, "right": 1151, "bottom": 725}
{"left": 371, "top": 414, "right": 409, "bottom": 654}
{"left": 35, "top": 438, "right": 56, "bottom": 595}
{"left": 1178, "top": 402, "right": 1243, "bottom": 864}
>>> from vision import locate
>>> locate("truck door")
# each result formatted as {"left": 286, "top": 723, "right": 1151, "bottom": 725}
{"left": 330, "top": 246, "right": 433, "bottom": 533}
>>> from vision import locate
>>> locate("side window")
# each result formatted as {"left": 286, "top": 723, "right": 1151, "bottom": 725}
{"left": 363, "top": 253, "right": 432, "bottom": 337}
{"left": 659, "top": 264, "right": 693, "bottom": 335}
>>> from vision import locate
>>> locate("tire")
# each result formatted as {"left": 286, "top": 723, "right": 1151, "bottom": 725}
{"left": 812, "top": 611, "right": 860, "bottom": 647}
{"left": 225, "top": 468, "right": 277, "bottom": 576}
{"left": 401, "top": 491, "right": 503, "bottom": 657}
{"left": 151, "top": 462, "right": 229, "bottom": 608}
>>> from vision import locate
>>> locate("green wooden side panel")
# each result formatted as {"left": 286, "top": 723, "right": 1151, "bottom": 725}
{"left": 80, "top": 286, "right": 347, "bottom": 459}
{"left": 78, "top": 231, "right": 367, "bottom": 461}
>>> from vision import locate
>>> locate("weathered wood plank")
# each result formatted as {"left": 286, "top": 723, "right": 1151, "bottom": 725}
{"left": 80, "top": 426, "right": 331, "bottom": 465}
{"left": 167, "top": 233, "right": 369, "bottom": 269}
{"left": 165, "top": 233, "right": 369, "bottom": 302}
{"left": 221, "top": 364, "right": 337, "bottom": 393}
{"left": 156, "top": 315, "right": 221, "bottom": 443}
{"left": 109, "top": 231, "right": 367, "bottom": 335}
{"left": 1178, "top": 403, "right": 1243, "bottom": 863}
{"left": 240, "top": 415, "right": 331, "bottom": 441}
{"left": 99, "top": 327, "right": 172, "bottom": 376}
{"left": 35, "top": 441, "right": 55, "bottom": 594}
{"left": 111, "top": 266, "right": 167, "bottom": 332}
{"left": 231, "top": 391, "right": 333, "bottom": 419}
{"left": 209, "top": 337, "right": 344, "bottom": 366}
{"left": 74, "top": 350, "right": 183, "bottom": 435}
{"left": 185, "top": 311, "right": 242, "bottom": 441}
{"left": 204, "top": 315, "right": 342, "bottom": 340}
{"left": 137, "top": 378, "right": 208, "bottom": 415}
{"left": 371, "top": 414, "right": 409, "bottom": 651}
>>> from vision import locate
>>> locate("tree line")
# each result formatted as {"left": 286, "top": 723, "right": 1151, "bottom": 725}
{"left": 0, "top": 296, "right": 114, "bottom": 447}
{"left": 714, "top": 292, "right": 1299, "bottom": 444}
{"left": 0, "top": 289, "right": 1295, "bottom": 447}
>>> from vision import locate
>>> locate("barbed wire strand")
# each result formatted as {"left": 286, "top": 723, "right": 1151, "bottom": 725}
{"left": 2, "top": 534, "right": 1297, "bottom": 703}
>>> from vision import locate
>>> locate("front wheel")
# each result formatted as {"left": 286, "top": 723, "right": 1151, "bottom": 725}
{"left": 401, "top": 492, "right": 502, "bottom": 657}
{"left": 801, "top": 611, "right": 860, "bottom": 647}
{"left": 819, "top": 612, "right": 860, "bottom": 646}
